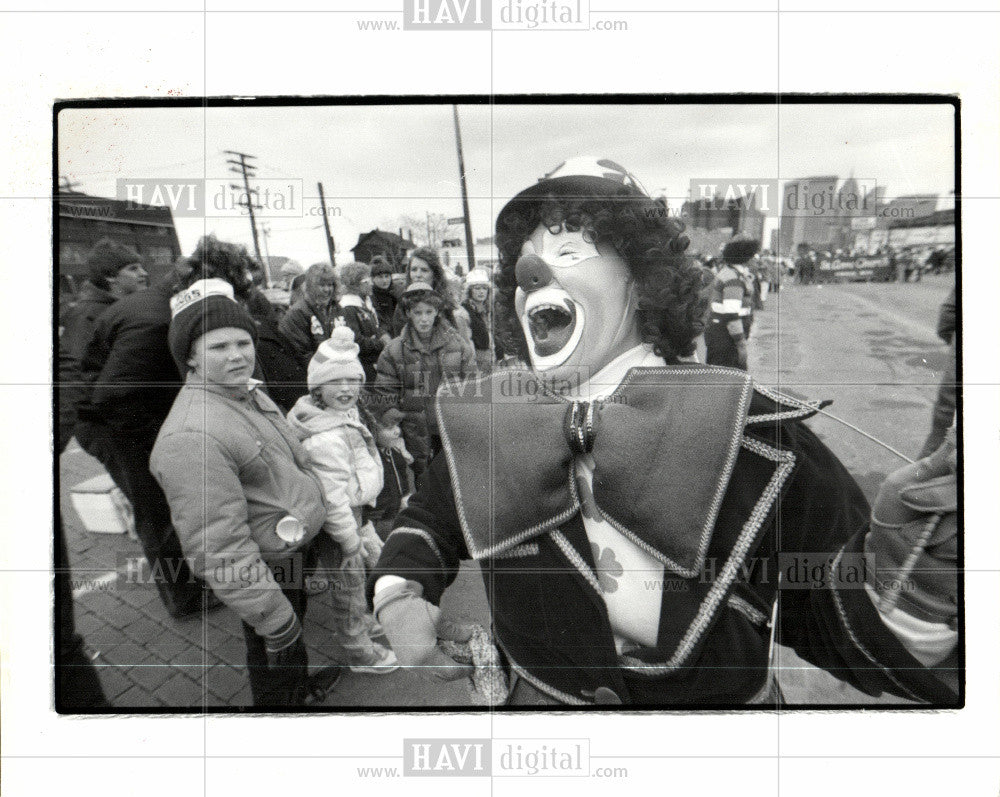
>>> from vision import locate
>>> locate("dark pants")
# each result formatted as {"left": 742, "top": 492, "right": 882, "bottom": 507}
{"left": 78, "top": 417, "right": 204, "bottom": 617}
{"left": 56, "top": 511, "right": 108, "bottom": 711}
{"left": 705, "top": 320, "right": 745, "bottom": 370}
{"left": 241, "top": 578, "right": 309, "bottom": 707}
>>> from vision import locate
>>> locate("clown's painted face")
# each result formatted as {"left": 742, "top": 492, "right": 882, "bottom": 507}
{"left": 514, "top": 222, "right": 641, "bottom": 380}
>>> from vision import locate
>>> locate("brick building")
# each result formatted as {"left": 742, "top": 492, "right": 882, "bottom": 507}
{"left": 58, "top": 191, "right": 181, "bottom": 294}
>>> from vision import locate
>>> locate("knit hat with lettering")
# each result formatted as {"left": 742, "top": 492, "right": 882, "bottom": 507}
{"left": 168, "top": 278, "right": 258, "bottom": 372}
{"left": 308, "top": 325, "right": 365, "bottom": 389}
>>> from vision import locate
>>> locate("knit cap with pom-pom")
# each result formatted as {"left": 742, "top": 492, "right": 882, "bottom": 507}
{"left": 308, "top": 324, "right": 365, "bottom": 388}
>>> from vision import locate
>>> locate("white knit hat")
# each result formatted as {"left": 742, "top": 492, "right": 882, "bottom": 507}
{"left": 464, "top": 269, "right": 492, "bottom": 287}
{"left": 307, "top": 325, "right": 365, "bottom": 389}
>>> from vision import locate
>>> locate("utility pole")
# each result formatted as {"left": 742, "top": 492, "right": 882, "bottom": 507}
{"left": 58, "top": 176, "right": 81, "bottom": 194}
{"left": 260, "top": 222, "right": 272, "bottom": 267}
{"left": 452, "top": 105, "right": 476, "bottom": 272}
{"left": 426, "top": 212, "right": 433, "bottom": 247}
{"left": 317, "top": 182, "right": 337, "bottom": 266}
{"left": 224, "top": 150, "right": 267, "bottom": 283}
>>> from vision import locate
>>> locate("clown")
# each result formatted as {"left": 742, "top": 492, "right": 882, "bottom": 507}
{"left": 369, "top": 158, "right": 958, "bottom": 706}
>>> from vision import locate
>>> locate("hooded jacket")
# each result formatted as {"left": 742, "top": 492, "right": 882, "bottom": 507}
{"left": 372, "top": 321, "right": 477, "bottom": 436}
{"left": 286, "top": 395, "right": 384, "bottom": 548}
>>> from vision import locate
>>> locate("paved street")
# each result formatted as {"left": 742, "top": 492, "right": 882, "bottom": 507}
{"left": 749, "top": 273, "right": 954, "bottom": 704}
{"left": 750, "top": 274, "right": 953, "bottom": 498}
{"left": 58, "top": 274, "right": 955, "bottom": 709}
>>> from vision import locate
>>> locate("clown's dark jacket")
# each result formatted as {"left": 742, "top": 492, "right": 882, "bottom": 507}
{"left": 369, "top": 367, "right": 960, "bottom": 707}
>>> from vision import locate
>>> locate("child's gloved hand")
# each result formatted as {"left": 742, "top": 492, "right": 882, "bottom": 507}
{"left": 339, "top": 533, "right": 365, "bottom": 578}
{"left": 381, "top": 407, "right": 405, "bottom": 426}
{"left": 378, "top": 424, "right": 414, "bottom": 464}
{"left": 359, "top": 521, "right": 383, "bottom": 570}
{"left": 377, "top": 424, "right": 402, "bottom": 449}
{"left": 341, "top": 549, "right": 365, "bottom": 572}
{"left": 373, "top": 580, "right": 474, "bottom": 681}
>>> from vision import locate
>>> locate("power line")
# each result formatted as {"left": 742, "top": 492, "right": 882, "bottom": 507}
{"left": 60, "top": 157, "right": 210, "bottom": 179}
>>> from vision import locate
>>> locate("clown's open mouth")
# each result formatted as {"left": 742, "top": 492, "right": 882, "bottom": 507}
{"left": 519, "top": 286, "right": 585, "bottom": 370}
{"left": 527, "top": 300, "right": 577, "bottom": 357}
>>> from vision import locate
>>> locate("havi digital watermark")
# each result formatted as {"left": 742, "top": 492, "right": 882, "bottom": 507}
{"left": 403, "top": 0, "right": 589, "bottom": 30}
{"left": 402, "top": 738, "right": 593, "bottom": 777}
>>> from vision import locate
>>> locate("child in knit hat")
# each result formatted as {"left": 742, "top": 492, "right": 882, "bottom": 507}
{"left": 286, "top": 325, "right": 401, "bottom": 674}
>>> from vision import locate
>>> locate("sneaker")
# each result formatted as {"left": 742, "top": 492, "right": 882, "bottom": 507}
{"left": 348, "top": 643, "right": 400, "bottom": 675}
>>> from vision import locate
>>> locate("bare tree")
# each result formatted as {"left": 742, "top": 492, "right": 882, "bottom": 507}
{"left": 393, "top": 212, "right": 454, "bottom": 248}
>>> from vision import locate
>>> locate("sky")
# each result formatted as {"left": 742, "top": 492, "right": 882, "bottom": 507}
{"left": 58, "top": 101, "right": 956, "bottom": 267}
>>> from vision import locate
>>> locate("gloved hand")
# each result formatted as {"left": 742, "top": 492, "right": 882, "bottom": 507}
{"left": 340, "top": 532, "right": 362, "bottom": 558}
{"left": 264, "top": 613, "right": 306, "bottom": 668}
{"left": 379, "top": 425, "right": 415, "bottom": 465}
{"left": 359, "top": 521, "right": 384, "bottom": 571}
{"left": 373, "top": 580, "right": 474, "bottom": 681}
{"left": 339, "top": 533, "right": 366, "bottom": 583}
{"left": 381, "top": 407, "right": 405, "bottom": 427}
{"left": 865, "top": 430, "right": 958, "bottom": 626}
{"left": 871, "top": 429, "right": 955, "bottom": 530}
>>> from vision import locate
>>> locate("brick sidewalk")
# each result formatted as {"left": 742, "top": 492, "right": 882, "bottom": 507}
{"left": 59, "top": 443, "right": 490, "bottom": 710}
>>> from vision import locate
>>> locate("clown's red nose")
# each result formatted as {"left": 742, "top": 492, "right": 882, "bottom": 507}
{"left": 515, "top": 253, "right": 553, "bottom": 293}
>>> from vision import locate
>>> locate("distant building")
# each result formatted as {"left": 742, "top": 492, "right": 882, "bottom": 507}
{"left": 768, "top": 228, "right": 781, "bottom": 255}
{"left": 778, "top": 180, "right": 946, "bottom": 255}
{"left": 680, "top": 192, "right": 766, "bottom": 258}
{"left": 779, "top": 176, "right": 840, "bottom": 255}
{"left": 350, "top": 229, "right": 416, "bottom": 270}
{"left": 439, "top": 242, "right": 499, "bottom": 276}
{"left": 855, "top": 208, "right": 954, "bottom": 253}
{"left": 876, "top": 195, "right": 939, "bottom": 228}
{"left": 57, "top": 191, "right": 181, "bottom": 293}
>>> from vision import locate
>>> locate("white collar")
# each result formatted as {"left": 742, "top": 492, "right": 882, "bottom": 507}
{"left": 338, "top": 294, "right": 365, "bottom": 309}
{"left": 583, "top": 344, "right": 664, "bottom": 400}
{"left": 579, "top": 345, "right": 700, "bottom": 400}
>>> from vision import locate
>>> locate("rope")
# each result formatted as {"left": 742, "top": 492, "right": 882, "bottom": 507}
{"left": 877, "top": 513, "right": 942, "bottom": 614}
{"left": 811, "top": 406, "right": 915, "bottom": 465}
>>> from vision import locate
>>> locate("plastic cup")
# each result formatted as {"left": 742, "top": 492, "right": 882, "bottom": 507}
{"left": 275, "top": 515, "right": 305, "bottom": 544}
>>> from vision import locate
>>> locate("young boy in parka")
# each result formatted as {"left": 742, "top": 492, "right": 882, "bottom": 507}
{"left": 371, "top": 282, "right": 478, "bottom": 484}
{"left": 368, "top": 157, "right": 959, "bottom": 707}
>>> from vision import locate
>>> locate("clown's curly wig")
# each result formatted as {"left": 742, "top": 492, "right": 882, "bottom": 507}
{"left": 494, "top": 191, "right": 709, "bottom": 364}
